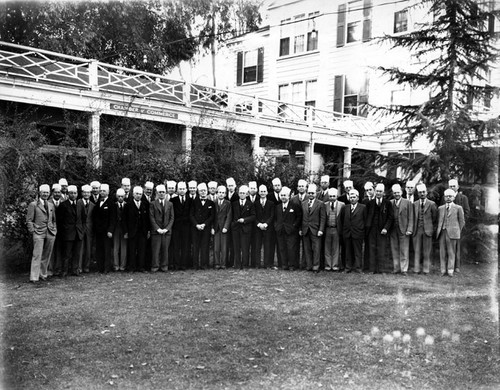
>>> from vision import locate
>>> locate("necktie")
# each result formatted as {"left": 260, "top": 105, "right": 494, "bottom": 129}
{"left": 136, "top": 201, "right": 140, "bottom": 209}
{"left": 202, "top": 199, "right": 205, "bottom": 206}
{"left": 283, "top": 204, "right": 286, "bottom": 213}
{"left": 308, "top": 200, "right": 313, "bottom": 212}
{"left": 219, "top": 200, "right": 223, "bottom": 207}
{"left": 181, "top": 196, "right": 184, "bottom": 204}
{"left": 261, "top": 199, "right": 265, "bottom": 207}
{"left": 351, "top": 205, "right": 355, "bottom": 212}
{"left": 44, "top": 200, "right": 49, "bottom": 213}
{"left": 331, "top": 202, "right": 334, "bottom": 211}
{"left": 160, "top": 200, "right": 164, "bottom": 207}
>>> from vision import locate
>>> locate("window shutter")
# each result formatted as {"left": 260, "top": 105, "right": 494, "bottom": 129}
{"left": 362, "top": 0, "right": 372, "bottom": 42}
{"left": 257, "top": 48, "right": 264, "bottom": 83}
{"left": 358, "top": 73, "right": 369, "bottom": 117}
{"left": 334, "top": 75, "right": 344, "bottom": 113}
{"left": 336, "top": 4, "right": 346, "bottom": 47}
{"left": 236, "top": 51, "right": 243, "bottom": 86}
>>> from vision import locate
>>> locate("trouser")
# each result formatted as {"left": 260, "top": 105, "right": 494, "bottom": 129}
{"left": 439, "top": 231, "right": 458, "bottom": 275}
{"left": 254, "top": 228, "right": 273, "bottom": 268}
{"left": 128, "top": 234, "right": 147, "bottom": 272}
{"left": 303, "top": 232, "right": 322, "bottom": 271}
{"left": 49, "top": 235, "right": 62, "bottom": 275}
{"left": 96, "top": 233, "right": 113, "bottom": 273}
{"left": 232, "top": 229, "right": 251, "bottom": 269}
{"left": 213, "top": 230, "right": 229, "bottom": 267}
{"left": 63, "top": 239, "right": 82, "bottom": 275}
{"left": 79, "top": 231, "right": 92, "bottom": 273}
{"left": 344, "top": 236, "right": 362, "bottom": 272}
{"left": 368, "top": 228, "right": 387, "bottom": 273}
{"left": 325, "top": 227, "right": 340, "bottom": 270}
{"left": 151, "top": 233, "right": 171, "bottom": 271}
{"left": 276, "top": 230, "right": 298, "bottom": 269}
{"left": 390, "top": 228, "right": 410, "bottom": 273}
{"left": 192, "top": 227, "right": 211, "bottom": 269}
{"left": 173, "top": 224, "right": 191, "bottom": 269}
{"left": 412, "top": 227, "right": 432, "bottom": 273}
{"left": 30, "top": 232, "right": 55, "bottom": 281}
{"left": 113, "top": 227, "right": 127, "bottom": 271}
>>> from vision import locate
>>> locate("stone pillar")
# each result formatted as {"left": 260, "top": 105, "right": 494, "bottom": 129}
{"left": 182, "top": 125, "right": 192, "bottom": 161}
{"left": 343, "top": 147, "right": 352, "bottom": 178}
{"left": 88, "top": 112, "right": 101, "bottom": 169}
{"left": 304, "top": 141, "right": 315, "bottom": 182}
{"left": 251, "top": 134, "right": 262, "bottom": 160}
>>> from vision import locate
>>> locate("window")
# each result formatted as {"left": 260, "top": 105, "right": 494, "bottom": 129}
{"left": 337, "top": 0, "right": 372, "bottom": 47}
{"left": 347, "top": 1, "right": 363, "bottom": 43}
{"left": 394, "top": 10, "right": 408, "bottom": 33}
{"left": 278, "top": 79, "right": 317, "bottom": 119}
{"left": 236, "top": 48, "right": 264, "bottom": 86}
{"left": 334, "top": 74, "right": 369, "bottom": 117}
{"left": 279, "top": 12, "right": 319, "bottom": 57}
{"left": 344, "top": 76, "right": 359, "bottom": 115}
{"left": 305, "top": 80, "right": 317, "bottom": 120}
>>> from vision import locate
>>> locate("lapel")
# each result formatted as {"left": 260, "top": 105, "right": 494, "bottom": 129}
{"left": 37, "top": 200, "right": 47, "bottom": 214}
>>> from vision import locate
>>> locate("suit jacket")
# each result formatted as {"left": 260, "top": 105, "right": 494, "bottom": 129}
{"left": 291, "top": 193, "right": 307, "bottom": 206}
{"left": 436, "top": 203, "right": 465, "bottom": 239}
{"left": 58, "top": 199, "right": 79, "bottom": 241}
{"left": 413, "top": 199, "right": 438, "bottom": 237}
{"left": 268, "top": 192, "right": 282, "bottom": 205}
{"left": 93, "top": 197, "right": 113, "bottom": 235}
{"left": 231, "top": 199, "right": 256, "bottom": 233}
{"left": 366, "top": 198, "right": 394, "bottom": 231}
{"left": 337, "top": 193, "right": 349, "bottom": 205}
{"left": 324, "top": 200, "right": 345, "bottom": 227}
{"left": 274, "top": 201, "right": 302, "bottom": 235}
{"left": 26, "top": 199, "right": 57, "bottom": 236}
{"left": 339, "top": 202, "right": 366, "bottom": 240}
{"left": 443, "top": 192, "right": 470, "bottom": 221}
{"left": 316, "top": 189, "right": 330, "bottom": 202}
{"left": 255, "top": 198, "right": 275, "bottom": 227}
{"left": 108, "top": 201, "right": 127, "bottom": 234}
{"left": 227, "top": 191, "right": 239, "bottom": 203}
{"left": 76, "top": 199, "right": 94, "bottom": 238}
{"left": 124, "top": 200, "right": 150, "bottom": 238}
{"left": 149, "top": 199, "right": 174, "bottom": 234}
{"left": 142, "top": 194, "right": 154, "bottom": 205}
{"left": 213, "top": 199, "right": 232, "bottom": 233}
{"left": 301, "top": 199, "right": 327, "bottom": 235}
{"left": 89, "top": 194, "right": 100, "bottom": 204}
{"left": 171, "top": 195, "right": 192, "bottom": 227}
{"left": 190, "top": 198, "right": 215, "bottom": 227}
{"left": 390, "top": 198, "right": 413, "bottom": 235}
{"left": 246, "top": 194, "right": 258, "bottom": 204}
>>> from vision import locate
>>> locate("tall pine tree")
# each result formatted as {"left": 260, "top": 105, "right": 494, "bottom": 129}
{"left": 376, "top": 0, "right": 499, "bottom": 182}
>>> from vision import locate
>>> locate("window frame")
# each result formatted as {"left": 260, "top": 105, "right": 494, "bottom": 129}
{"left": 279, "top": 11, "right": 320, "bottom": 58}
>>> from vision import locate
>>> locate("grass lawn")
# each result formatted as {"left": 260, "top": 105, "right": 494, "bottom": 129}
{"left": 1, "top": 262, "right": 499, "bottom": 389}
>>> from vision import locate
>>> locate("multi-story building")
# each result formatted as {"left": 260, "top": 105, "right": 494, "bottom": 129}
{"left": 180, "top": 0, "right": 499, "bottom": 178}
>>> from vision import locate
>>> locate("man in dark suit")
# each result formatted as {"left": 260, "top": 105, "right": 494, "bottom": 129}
{"left": 188, "top": 180, "right": 198, "bottom": 201}
{"left": 268, "top": 178, "right": 283, "bottom": 268}
{"left": 208, "top": 181, "right": 218, "bottom": 202}
{"left": 413, "top": 183, "right": 438, "bottom": 275}
{"left": 226, "top": 177, "right": 239, "bottom": 203}
{"left": 291, "top": 179, "right": 308, "bottom": 205}
{"left": 90, "top": 181, "right": 101, "bottom": 204}
{"left": 166, "top": 180, "right": 177, "bottom": 202}
{"left": 339, "top": 189, "right": 366, "bottom": 273}
{"left": 255, "top": 184, "right": 275, "bottom": 269}
{"left": 190, "top": 183, "right": 215, "bottom": 269}
{"left": 48, "top": 183, "right": 63, "bottom": 276}
{"left": 390, "top": 184, "right": 413, "bottom": 276}
{"left": 405, "top": 180, "right": 417, "bottom": 203}
{"left": 58, "top": 185, "right": 82, "bottom": 277}
{"left": 300, "top": 184, "right": 326, "bottom": 272}
{"left": 247, "top": 181, "right": 258, "bottom": 267}
{"left": 121, "top": 177, "right": 133, "bottom": 202}
{"left": 211, "top": 185, "right": 232, "bottom": 269}
{"left": 361, "top": 181, "right": 375, "bottom": 271}
{"left": 143, "top": 181, "right": 154, "bottom": 204}
{"left": 26, "top": 184, "right": 57, "bottom": 283}
{"left": 76, "top": 185, "right": 94, "bottom": 274}
{"left": 108, "top": 188, "right": 127, "bottom": 272}
{"left": 124, "top": 186, "right": 151, "bottom": 272}
{"left": 149, "top": 184, "right": 174, "bottom": 272}
{"left": 171, "top": 182, "right": 191, "bottom": 270}
{"left": 338, "top": 179, "right": 354, "bottom": 271}
{"left": 231, "top": 185, "right": 256, "bottom": 269}
{"left": 366, "top": 183, "right": 394, "bottom": 274}
{"left": 274, "top": 187, "right": 303, "bottom": 270}
{"left": 316, "top": 175, "right": 330, "bottom": 202}
{"left": 324, "top": 188, "right": 344, "bottom": 271}
{"left": 93, "top": 184, "right": 113, "bottom": 273}
{"left": 437, "top": 189, "right": 465, "bottom": 277}
{"left": 447, "top": 179, "right": 470, "bottom": 273}
{"left": 337, "top": 180, "right": 354, "bottom": 204}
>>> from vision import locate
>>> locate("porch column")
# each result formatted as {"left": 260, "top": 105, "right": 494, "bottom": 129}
{"left": 251, "top": 134, "right": 262, "bottom": 160}
{"left": 343, "top": 147, "right": 352, "bottom": 178}
{"left": 182, "top": 125, "right": 192, "bottom": 161}
{"left": 88, "top": 112, "right": 101, "bottom": 169}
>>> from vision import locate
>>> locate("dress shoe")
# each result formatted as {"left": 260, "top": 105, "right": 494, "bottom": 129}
{"left": 401, "top": 272, "right": 407, "bottom": 277}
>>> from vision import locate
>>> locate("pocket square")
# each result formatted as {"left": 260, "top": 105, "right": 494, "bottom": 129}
{"left": 208, "top": 206, "right": 213, "bottom": 209}
{"left": 289, "top": 209, "right": 294, "bottom": 213}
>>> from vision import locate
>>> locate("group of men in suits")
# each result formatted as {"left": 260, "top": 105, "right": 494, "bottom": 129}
{"left": 26, "top": 175, "right": 468, "bottom": 282}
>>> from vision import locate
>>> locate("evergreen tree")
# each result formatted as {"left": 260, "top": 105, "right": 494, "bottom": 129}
{"left": 375, "top": 0, "right": 499, "bottom": 182}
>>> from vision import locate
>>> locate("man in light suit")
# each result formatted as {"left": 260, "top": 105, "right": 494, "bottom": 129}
{"left": 231, "top": 185, "right": 256, "bottom": 269}
{"left": 108, "top": 188, "right": 127, "bottom": 272}
{"left": 149, "top": 184, "right": 174, "bottom": 272}
{"left": 324, "top": 188, "right": 344, "bottom": 271}
{"left": 76, "top": 185, "right": 94, "bottom": 274}
{"left": 57, "top": 185, "right": 82, "bottom": 277}
{"left": 274, "top": 187, "right": 303, "bottom": 270}
{"left": 338, "top": 189, "right": 366, "bottom": 273}
{"left": 211, "top": 185, "right": 232, "bottom": 269}
{"left": 93, "top": 184, "right": 113, "bottom": 273}
{"left": 447, "top": 179, "right": 470, "bottom": 273}
{"left": 437, "top": 189, "right": 465, "bottom": 277}
{"left": 405, "top": 180, "right": 417, "bottom": 203}
{"left": 254, "top": 184, "right": 275, "bottom": 269}
{"left": 124, "top": 186, "right": 151, "bottom": 272}
{"left": 300, "top": 184, "right": 326, "bottom": 272}
{"left": 366, "top": 183, "right": 393, "bottom": 274}
{"left": 413, "top": 183, "right": 438, "bottom": 275}
{"left": 190, "top": 183, "right": 215, "bottom": 269}
{"left": 26, "top": 184, "right": 57, "bottom": 283}
{"left": 390, "top": 184, "right": 413, "bottom": 276}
